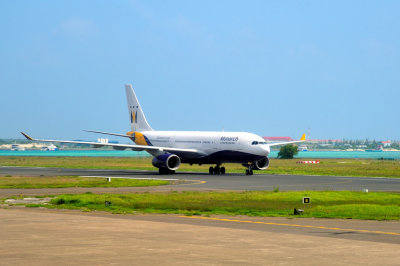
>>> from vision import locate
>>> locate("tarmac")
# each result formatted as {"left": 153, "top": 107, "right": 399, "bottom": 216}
{"left": 1, "top": 166, "right": 400, "bottom": 194}
{"left": 0, "top": 166, "right": 399, "bottom": 265}
{"left": 0, "top": 208, "right": 399, "bottom": 265}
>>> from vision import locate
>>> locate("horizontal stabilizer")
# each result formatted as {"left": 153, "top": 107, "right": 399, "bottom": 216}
{"left": 20, "top": 132, "right": 33, "bottom": 141}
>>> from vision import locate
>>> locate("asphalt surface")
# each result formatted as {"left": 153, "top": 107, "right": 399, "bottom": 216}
{"left": 1, "top": 166, "right": 399, "bottom": 264}
{"left": 1, "top": 166, "right": 400, "bottom": 192}
{"left": 0, "top": 208, "right": 399, "bottom": 265}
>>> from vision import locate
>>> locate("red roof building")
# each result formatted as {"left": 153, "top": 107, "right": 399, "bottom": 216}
{"left": 263, "top": 136, "right": 293, "bottom": 141}
{"left": 381, "top": 140, "right": 391, "bottom": 147}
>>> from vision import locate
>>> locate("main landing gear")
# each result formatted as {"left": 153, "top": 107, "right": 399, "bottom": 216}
{"left": 209, "top": 165, "right": 225, "bottom": 175}
{"left": 159, "top": 168, "right": 175, "bottom": 175}
{"left": 245, "top": 165, "right": 254, "bottom": 176}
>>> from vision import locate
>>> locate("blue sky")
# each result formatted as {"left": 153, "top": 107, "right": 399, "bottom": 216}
{"left": 1, "top": 0, "right": 399, "bottom": 140}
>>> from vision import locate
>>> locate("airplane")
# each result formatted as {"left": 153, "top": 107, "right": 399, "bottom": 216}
{"left": 21, "top": 84, "right": 306, "bottom": 175}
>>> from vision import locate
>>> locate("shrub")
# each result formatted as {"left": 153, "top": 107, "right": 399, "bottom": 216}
{"left": 277, "top": 144, "right": 298, "bottom": 159}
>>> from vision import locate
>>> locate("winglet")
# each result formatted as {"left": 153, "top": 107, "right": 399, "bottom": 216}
{"left": 300, "top": 133, "right": 306, "bottom": 141}
{"left": 20, "top": 132, "right": 33, "bottom": 141}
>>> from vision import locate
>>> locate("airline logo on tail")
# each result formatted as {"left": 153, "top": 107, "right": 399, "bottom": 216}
{"left": 130, "top": 107, "right": 138, "bottom": 124}
{"left": 125, "top": 84, "right": 153, "bottom": 132}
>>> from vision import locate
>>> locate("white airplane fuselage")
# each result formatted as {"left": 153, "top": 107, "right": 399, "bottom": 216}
{"left": 133, "top": 131, "right": 270, "bottom": 164}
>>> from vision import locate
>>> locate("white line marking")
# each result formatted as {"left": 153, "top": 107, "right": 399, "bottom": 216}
{"left": 80, "top": 175, "right": 178, "bottom": 181}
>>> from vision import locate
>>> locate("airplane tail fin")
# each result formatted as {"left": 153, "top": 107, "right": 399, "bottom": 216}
{"left": 125, "top": 84, "right": 153, "bottom": 132}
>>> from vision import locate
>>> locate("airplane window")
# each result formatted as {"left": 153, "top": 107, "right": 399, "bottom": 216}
{"left": 252, "top": 141, "right": 258, "bottom": 145}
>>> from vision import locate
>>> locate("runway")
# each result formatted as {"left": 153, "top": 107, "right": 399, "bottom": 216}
{"left": 1, "top": 166, "right": 400, "bottom": 192}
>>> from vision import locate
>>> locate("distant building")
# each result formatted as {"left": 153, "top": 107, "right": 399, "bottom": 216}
{"left": 381, "top": 140, "right": 391, "bottom": 147}
{"left": 98, "top": 138, "right": 109, "bottom": 144}
{"left": 263, "top": 136, "right": 292, "bottom": 142}
{"left": 263, "top": 137, "right": 345, "bottom": 144}
{"left": 307, "top": 139, "right": 343, "bottom": 144}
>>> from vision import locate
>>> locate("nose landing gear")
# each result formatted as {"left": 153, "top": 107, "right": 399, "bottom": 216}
{"left": 245, "top": 169, "right": 254, "bottom": 175}
{"left": 245, "top": 164, "right": 254, "bottom": 175}
{"left": 209, "top": 165, "right": 225, "bottom": 175}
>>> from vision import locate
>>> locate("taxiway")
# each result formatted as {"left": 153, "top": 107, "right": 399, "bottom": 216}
{"left": 0, "top": 166, "right": 399, "bottom": 193}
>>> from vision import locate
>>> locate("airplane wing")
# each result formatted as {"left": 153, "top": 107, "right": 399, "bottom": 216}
{"left": 266, "top": 134, "right": 306, "bottom": 147}
{"left": 83, "top": 130, "right": 132, "bottom": 138}
{"left": 20, "top": 132, "right": 199, "bottom": 154}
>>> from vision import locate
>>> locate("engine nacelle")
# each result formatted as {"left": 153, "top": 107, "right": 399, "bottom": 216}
{"left": 152, "top": 153, "right": 181, "bottom": 171}
{"left": 242, "top": 157, "right": 270, "bottom": 170}
{"left": 113, "top": 146, "right": 127, "bottom": 151}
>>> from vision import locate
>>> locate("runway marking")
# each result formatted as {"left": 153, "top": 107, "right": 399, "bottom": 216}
{"left": 322, "top": 179, "right": 353, "bottom": 185}
{"left": 0, "top": 166, "right": 48, "bottom": 169}
{"left": 80, "top": 176, "right": 179, "bottom": 181}
{"left": 179, "top": 216, "right": 400, "bottom": 236}
{"left": 80, "top": 175, "right": 206, "bottom": 185}
{"left": 337, "top": 177, "right": 400, "bottom": 182}
{"left": 176, "top": 180, "right": 207, "bottom": 186}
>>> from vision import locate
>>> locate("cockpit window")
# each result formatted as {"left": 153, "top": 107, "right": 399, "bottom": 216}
{"left": 252, "top": 141, "right": 267, "bottom": 145}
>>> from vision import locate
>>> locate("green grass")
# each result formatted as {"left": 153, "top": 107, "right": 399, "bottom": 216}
{"left": 265, "top": 158, "right": 400, "bottom": 178}
{"left": 43, "top": 191, "right": 400, "bottom": 220}
{"left": 0, "top": 176, "right": 170, "bottom": 188}
{"left": 1, "top": 156, "right": 400, "bottom": 177}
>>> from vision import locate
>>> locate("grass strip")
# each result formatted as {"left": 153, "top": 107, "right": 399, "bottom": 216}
{"left": 0, "top": 176, "right": 170, "bottom": 188}
{"left": 1, "top": 156, "right": 400, "bottom": 177}
{"left": 44, "top": 191, "right": 400, "bottom": 220}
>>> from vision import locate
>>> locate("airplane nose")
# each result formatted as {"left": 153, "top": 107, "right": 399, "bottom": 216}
{"left": 262, "top": 145, "right": 270, "bottom": 156}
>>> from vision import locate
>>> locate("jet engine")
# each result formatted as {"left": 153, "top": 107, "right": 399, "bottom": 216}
{"left": 152, "top": 153, "right": 181, "bottom": 171}
{"left": 251, "top": 157, "right": 270, "bottom": 170}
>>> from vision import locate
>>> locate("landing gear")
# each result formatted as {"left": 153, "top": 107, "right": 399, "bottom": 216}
{"left": 159, "top": 168, "right": 175, "bottom": 175}
{"left": 209, "top": 166, "right": 214, "bottom": 174}
{"left": 245, "top": 165, "right": 254, "bottom": 175}
{"left": 245, "top": 169, "right": 253, "bottom": 175}
{"left": 214, "top": 166, "right": 220, "bottom": 175}
{"left": 209, "top": 165, "right": 226, "bottom": 175}
{"left": 220, "top": 167, "right": 226, "bottom": 175}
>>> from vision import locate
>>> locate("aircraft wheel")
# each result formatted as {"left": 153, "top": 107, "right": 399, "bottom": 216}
{"left": 220, "top": 167, "right": 226, "bottom": 175}
{"left": 159, "top": 168, "right": 175, "bottom": 175}
{"left": 209, "top": 166, "right": 214, "bottom": 175}
{"left": 214, "top": 166, "right": 220, "bottom": 175}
